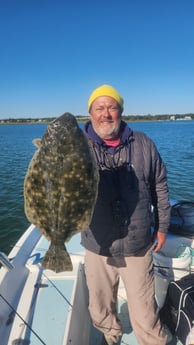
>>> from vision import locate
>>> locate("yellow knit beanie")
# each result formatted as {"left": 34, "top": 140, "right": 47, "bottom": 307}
{"left": 88, "top": 84, "right": 124, "bottom": 111}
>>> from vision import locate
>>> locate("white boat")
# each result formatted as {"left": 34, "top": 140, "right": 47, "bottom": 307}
{"left": 0, "top": 221, "right": 194, "bottom": 345}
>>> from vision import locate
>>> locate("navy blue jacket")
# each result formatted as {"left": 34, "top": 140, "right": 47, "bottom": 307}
{"left": 81, "top": 121, "right": 171, "bottom": 257}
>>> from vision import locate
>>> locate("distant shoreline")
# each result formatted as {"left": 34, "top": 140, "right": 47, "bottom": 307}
{"left": 0, "top": 114, "right": 193, "bottom": 125}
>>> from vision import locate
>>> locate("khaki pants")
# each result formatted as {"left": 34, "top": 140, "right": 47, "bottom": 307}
{"left": 84, "top": 249, "right": 167, "bottom": 345}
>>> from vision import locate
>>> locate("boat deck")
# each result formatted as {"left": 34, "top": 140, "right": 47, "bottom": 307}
{"left": 32, "top": 233, "right": 182, "bottom": 345}
{"left": 0, "top": 226, "right": 187, "bottom": 344}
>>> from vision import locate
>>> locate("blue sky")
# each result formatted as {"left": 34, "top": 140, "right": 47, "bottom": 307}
{"left": 0, "top": 0, "right": 194, "bottom": 119}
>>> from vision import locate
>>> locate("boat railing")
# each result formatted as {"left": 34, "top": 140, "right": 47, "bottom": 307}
{"left": 0, "top": 252, "right": 14, "bottom": 271}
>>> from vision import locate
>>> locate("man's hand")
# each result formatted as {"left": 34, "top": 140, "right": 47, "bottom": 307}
{"left": 152, "top": 231, "right": 166, "bottom": 252}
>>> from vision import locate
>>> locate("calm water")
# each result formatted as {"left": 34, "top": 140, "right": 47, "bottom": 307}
{"left": 0, "top": 120, "right": 194, "bottom": 254}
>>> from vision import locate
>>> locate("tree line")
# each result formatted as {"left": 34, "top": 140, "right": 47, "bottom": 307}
{"left": 0, "top": 113, "right": 194, "bottom": 124}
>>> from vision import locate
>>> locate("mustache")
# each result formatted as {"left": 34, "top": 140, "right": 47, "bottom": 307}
{"left": 100, "top": 119, "right": 114, "bottom": 123}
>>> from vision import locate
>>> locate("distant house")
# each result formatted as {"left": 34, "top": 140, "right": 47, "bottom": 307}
{"left": 170, "top": 115, "right": 192, "bottom": 121}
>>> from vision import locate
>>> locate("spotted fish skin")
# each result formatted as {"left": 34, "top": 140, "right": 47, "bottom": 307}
{"left": 24, "top": 113, "right": 99, "bottom": 272}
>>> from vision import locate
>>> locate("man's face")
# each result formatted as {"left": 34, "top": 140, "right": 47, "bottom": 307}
{"left": 89, "top": 96, "right": 122, "bottom": 140}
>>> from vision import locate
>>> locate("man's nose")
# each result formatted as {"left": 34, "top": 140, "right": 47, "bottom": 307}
{"left": 103, "top": 107, "right": 112, "bottom": 117}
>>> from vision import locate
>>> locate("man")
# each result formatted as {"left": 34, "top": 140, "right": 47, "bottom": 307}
{"left": 81, "top": 84, "right": 171, "bottom": 345}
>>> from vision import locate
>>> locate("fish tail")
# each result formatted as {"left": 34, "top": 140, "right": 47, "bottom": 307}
{"left": 42, "top": 243, "right": 73, "bottom": 272}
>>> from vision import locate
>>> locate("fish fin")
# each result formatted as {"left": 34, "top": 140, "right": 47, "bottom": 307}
{"left": 41, "top": 243, "right": 73, "bottom": 272}
{"left": 33, "top": 138, "right": 42, "bottom": 148}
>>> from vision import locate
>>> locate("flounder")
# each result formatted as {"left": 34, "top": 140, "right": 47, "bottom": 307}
{"left": 24, "top": 113, "right": 99, "bottom": 272}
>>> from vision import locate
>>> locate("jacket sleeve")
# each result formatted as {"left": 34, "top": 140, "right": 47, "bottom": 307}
{"left": 149, "top": 138, "right": 171, "bottom": 233}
